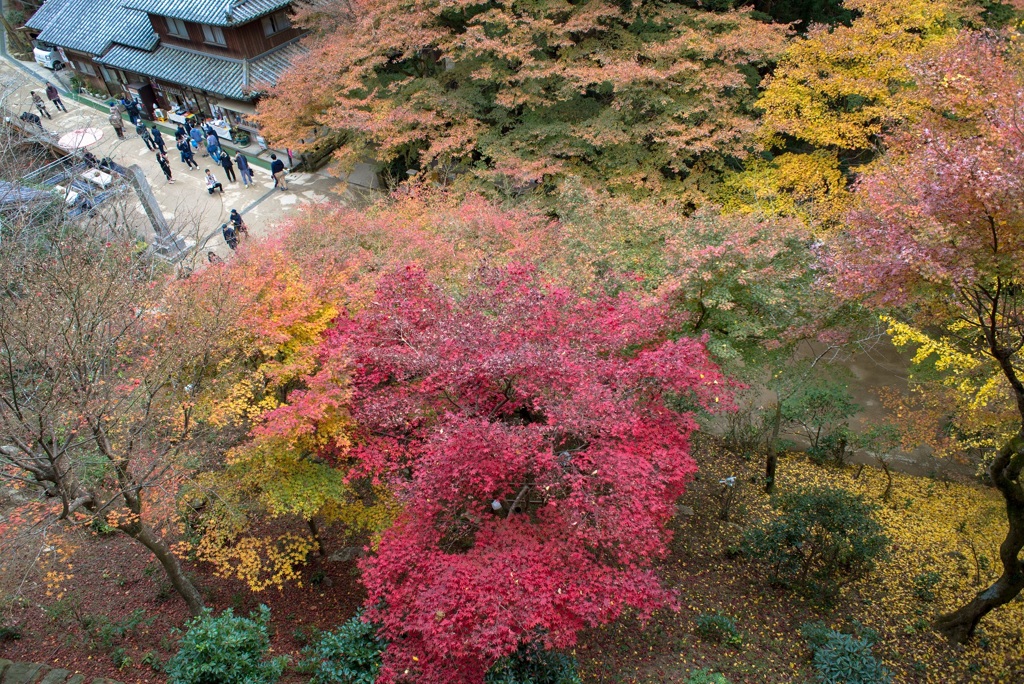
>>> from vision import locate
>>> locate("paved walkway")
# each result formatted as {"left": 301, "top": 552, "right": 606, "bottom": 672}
{"left": 0, "top": 56, "right": 376, "bottom": 261}
{"left": 0, "top": 659, "right": 119, "bottom": 684}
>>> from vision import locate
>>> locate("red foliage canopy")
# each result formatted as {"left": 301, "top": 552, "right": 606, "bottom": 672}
{"left": 300, "top": 265, "right": 727, "bottom": 681}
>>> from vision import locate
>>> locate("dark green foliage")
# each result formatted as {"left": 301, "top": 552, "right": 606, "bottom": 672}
{"left": 979, "top": 1, "right": 1023, "bottom": 27}
{"left": 141, "top": 650, "right": 163, "bottom": 672}
{"left": 781, "top": 380, "right": 856, "bottom": 466}
{"left": 166, "top": 605, "right": 286, "bottom": 684}
{"left": 912, "top": 571, "right": 942, "bottom": 602}
{"left": 299, "top": 611, "right": 383, "bottom": 684}
{"left": 485, "top": 643, "right": 583, "bottom": 684}
{"left": 0, "top": 624, "right": 22, "bottom": 641}
{"left": 694, "top": 613, "right": 743, "bottom": 647}
{"left": 800, "top": 622, "right": 892, "bottom": 684}
{"left": 299, "top": 613, "right": 581, "bottom": 684}
{"left": 82, "top": 608, "right": 152, "bottom": 651}
{"left": 109, "top": 647, "right": 132, "bottom": 670}
{"left": 750, "top": 0, "right": 852, "bottom": 28}
{"left": 743, "top": 486, "right": 889, "bottom": 592}
{"left": 687, "top": 670, "right": 731, "bottom": 684}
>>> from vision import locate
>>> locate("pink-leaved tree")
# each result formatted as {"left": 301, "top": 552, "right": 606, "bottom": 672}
{"left": 289, "top": 264, "right": 728, "bottom": 681}
{"left": 832, "top": 31, "right": 1024, "bottom": 642}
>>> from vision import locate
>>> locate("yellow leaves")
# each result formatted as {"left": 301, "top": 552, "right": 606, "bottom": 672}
{"left": 758, "top": 0, "right": 970, "bottom": 151}
{"left": 196, "top": 530, "right": 318, "bottom": 593}
{"left": 716, "top": 151, "right": 851, "bottom": 231}
{"left": 882, "top": 316, "right": 980, "bottom": 376}
{"left": 766, "top": 457, "right": 1020, "bottom": 681}
{"left": 881, "top": 315, "right": 1017, "bottom": 456}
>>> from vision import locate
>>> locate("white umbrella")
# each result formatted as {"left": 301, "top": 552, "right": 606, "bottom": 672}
{"left": 58, "top": 127, "right": 103, "bottom": 149}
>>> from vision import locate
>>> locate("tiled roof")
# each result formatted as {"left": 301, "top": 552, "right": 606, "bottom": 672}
{"left": 26, "top": 0, "right": 158, "bottom": 55}
{"left": 96, "top": 40, "right": 305, "bottom": 101}
{"left": 122, "top": 0, "right": 290, "bottom": 27}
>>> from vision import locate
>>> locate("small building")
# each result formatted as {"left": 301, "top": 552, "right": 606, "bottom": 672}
{"left": 26, "top": 0, "right": 305, "bottom": 142}
{"left": 26, "top": 0, "right": 158, "bottom": 96}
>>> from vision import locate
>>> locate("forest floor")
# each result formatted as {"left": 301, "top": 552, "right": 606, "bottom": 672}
{"left": 1, "top": 437, "right": 1021, "bottom": 683}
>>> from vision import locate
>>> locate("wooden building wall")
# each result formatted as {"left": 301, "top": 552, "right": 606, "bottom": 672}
{"left": 151, "top": 14, "right": 302, "bottom": 60}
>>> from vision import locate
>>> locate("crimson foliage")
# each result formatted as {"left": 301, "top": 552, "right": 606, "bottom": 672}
{"left": 308, "top": 265, "right": 727, "bottom": 681}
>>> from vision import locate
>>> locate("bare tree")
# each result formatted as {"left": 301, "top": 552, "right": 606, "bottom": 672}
{"left": 0, "top": 199, "right": 235, "bottom": 615}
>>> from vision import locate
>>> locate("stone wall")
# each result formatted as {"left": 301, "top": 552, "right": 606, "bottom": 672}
{"left": 0, "top": 660, "right": 121, "bottom": 684}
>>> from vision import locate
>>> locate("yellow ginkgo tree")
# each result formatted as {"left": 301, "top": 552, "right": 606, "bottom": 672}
{"left": 728, "top": 0, "right": 973, "bottom": 229}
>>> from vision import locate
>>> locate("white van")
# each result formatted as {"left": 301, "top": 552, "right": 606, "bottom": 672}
{"left": 32, "top": 41, "right": 64, "bottom": 70}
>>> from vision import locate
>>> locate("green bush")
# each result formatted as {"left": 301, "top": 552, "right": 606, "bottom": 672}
{"left": 166, "top": 605, "right": 286, "bottom": 684}
{"left": 743, "top": 486, "right": 889, "bottom": 593}
{"left": 485, "top": 643, "right": 582, "bottom": 684}
{"left": 912, "top": 571, "right": 942, "bottom": 602}
{"left": 299, "top": 611, "right": 383, "bottom": 684}
{"left": 82, "top": 607, "right": 152, "bottom": 651}
{"left": 781, "top": 380, "right": 857, "bottom": 466}
{"left": 694, "top": 613, "right": 742, "bottom": 647}
{"left": 687, "top": 669, "right": 731, "bottom": 684}
{"left": 300, "top": 611, "right": 580, "bottom": 684}
{"left": 0, "top": 624, "right": 22, "bottom": 642}
{"left": 800, "top": 622, "right": 892, "bottom": 684}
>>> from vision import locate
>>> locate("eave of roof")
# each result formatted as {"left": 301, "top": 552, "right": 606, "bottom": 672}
{"left": 96, "top": 39, "right": 305, "bottom": 101}
{"left": 26, "top": 0, "right": 158, "bottom": 55}
{"left": 121, "top": 0, "right": 291, "bottom": 27}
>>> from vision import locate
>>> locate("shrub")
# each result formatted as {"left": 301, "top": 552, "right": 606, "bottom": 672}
{"left": 0, "top": 624, "right": 22, "bottom": 642}
{"left": 800, "top": 622, "right": 892, "bottom": 684}
{"left": 82, "top": 607, "right": 152, "bottom": 651}
{"left": 742, "top": 487, "right": 889, "bottom": 592}
{"left": 781, "top": 380, "right": 857, "bottom": 466}
{"left": 300, "top": 611, "right": 383, "bottom": 684}
{"left": 485, "top": 643, "right": 583, "bottom": 684}
{"left": 687, "top": 669, "right": 731, "bottom": 684}
{"left": 166, "top": 605, "right": 286, "bottom": 684}
{"left": 912, "top": 571, "right": 942, "bottom": 602}
{"left": 299, "top": 613, "right": 580, "bottom": 684}
{"left": 694, "top": 613, "right": 742, "bottom": 647}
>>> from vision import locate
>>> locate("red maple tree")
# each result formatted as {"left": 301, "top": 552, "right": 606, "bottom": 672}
{"left": 291, "top": 264, "right": 728, "bottom": 681}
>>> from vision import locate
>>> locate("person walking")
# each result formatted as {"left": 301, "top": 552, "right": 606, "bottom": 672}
{"left": 189, "top": 126, "right": 206, "bottom": 156}
{"left": 229, "top": 208, "right": 248, "bottom": 240}
{"left": 204, "top": 168, "right": 224, "bottom": 194}
{"left": 234, "top": 151, "right": 253, "bottom": 187}
{"left": 150, "top": 125, "right": 166, "bottom": 154}
{"left": 30, "top": 92, "right": 51, "bottom": 120}
{"left": 175, "top": 124, "right": 187, "bottom": 141}
{"left": 219, "top": 151, "right": 236, "bottom": 182}
{"left": 206, "top": 132, "right": 220, "bottom": 160}
{"left": 120, "top": 98, "right": 138, "bottom": 125}
{"left": 136, "top": 121, "right": 155, "bottom": 150}
{"left": 177, "top": 136, "right": 199, "bottom": 169}
{"left": 270, "top": 154, "right": 287, "bottom": 190}
{"left": 108, "top": 106, "right": 124, "bottom": 139}
{"left": 221, "top": 222, "right": 238, "bottom": 250}
{"left": 155, "top": 150, "right": 175, "bottom": 183}
{"left": 44, "top": 82, "right": 66, "bottom": 112}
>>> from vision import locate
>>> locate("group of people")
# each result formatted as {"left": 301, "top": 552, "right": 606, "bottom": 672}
{"left": 102, "top": 97, "right": 285, "bottom": 196}
{"left": 22, "top": 82, "right": 66, "bottom": 129}
{"left": 45, "top": 87, "right": 288, "bottom": 255}
{"left": 219, "top": 208, "right": 249, "bottom": 250}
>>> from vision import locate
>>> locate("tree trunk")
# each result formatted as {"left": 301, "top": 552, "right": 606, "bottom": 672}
{"left": 307, "top": 517, "right": 326, "bottom": 557}
{"left": 935, "top": 434, "right": 1024, "bottom": 642}
{"left": 764, "top": 399, "right": 782, "bottom": 494}
{"left": 129, "top": 522, "right": 205, "bottom": 616}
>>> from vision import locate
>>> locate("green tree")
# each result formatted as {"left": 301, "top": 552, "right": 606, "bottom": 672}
{"left": 260, "top": 0, "right": 788, "bottom": 194}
